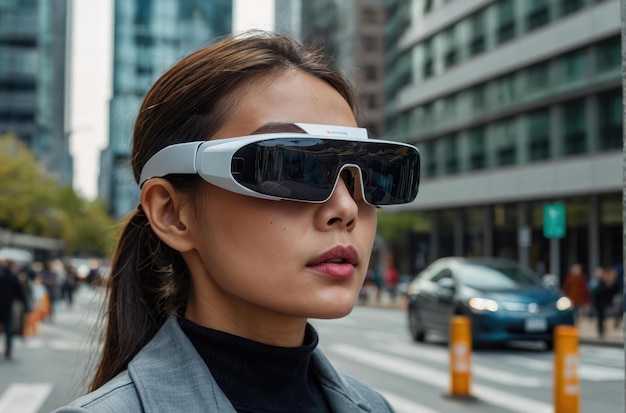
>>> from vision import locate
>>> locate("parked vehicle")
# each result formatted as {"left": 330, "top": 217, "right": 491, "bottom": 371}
{"left": 406, "top": 257, "right": 574, "bottom": 349}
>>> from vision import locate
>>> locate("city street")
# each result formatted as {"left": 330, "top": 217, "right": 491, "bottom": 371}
{"left": 0, "top": 285, "right": 623, "bottom": 413}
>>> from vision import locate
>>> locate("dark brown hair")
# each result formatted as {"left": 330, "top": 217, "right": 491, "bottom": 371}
{"left": 90, "top": 31, "right": 357, "bottom": 390}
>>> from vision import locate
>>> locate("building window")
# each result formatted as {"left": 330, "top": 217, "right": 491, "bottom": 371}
{"left": 469, "top": 127, "right": 486, "bottom": 171}
{"left": 561, "top": 0, "right": 584, "bottom": 16}
{"left": 364, "top": 65, "right": 378, "bottom": 81}
{"left": 526, "top": 0, "right": 550, "bottom": 31}
{"left": 494, "top": 74, "right": 515, "bottom": 108}
{"left": 0, "top": 110, "right": 35, "bottom": 122}
{"left": 0, "top": 78, "right": 35, "bottom": 92}
{"left": 468, "top": 10, "right": 486, "bottom": 56}
{"left": 423, "top": 0, "right": 434, "bottom": 14}
{"left": 527, "top": 109, "right": 550, "bottom": 161}
{"left": 422, "top": 37, "right": 434, "bottom": 79}
{"left": 136, "top": 64, "right": 153, "bottom": 76}
{"left": 443, "top": 134, "right": 459, "bottom": 175}
{"left": 561, "top": 49, "right": 587, "bottom": 83}
{"left": 134, "top": 0, "right": 152, "bottom": 25}
{"left": 471, "top": 84, "right": 486, "bottom": 115}
{"left": 562, "top": 99, "right": 586, "bottom": 155}
{"left": 443, "top": 94, "right": 457, "bottom": 119}
{"left": 496, "top": 0, "right": 515, "bottom": 44}
{"left": 596, "top": 36, "right": 620, "bottom": 73}
{"left": 362, "top": 7, "right": 377, "bottom": 24}
{"left": 362, "top": 36, "right": 377, "bottom": 52}
{"left": 423, "top": 140, "right": 437, "bottom": 177}
{"left": 443, "top": 25, "right": 458, "bottom": 68}
{"left": 420, "top": 102, "right": 434, "bottom": 130}
{"left": 361, "top": 93, "right": 378, "bottom": 109}
{"left": 597, "top": 89, "right": 622, "bottom": 150}
{"left": 494, "top": 118, "right": 516, "bottom": 166}
{"left": 526, "top": 62, "right": 549, "bottom": 93}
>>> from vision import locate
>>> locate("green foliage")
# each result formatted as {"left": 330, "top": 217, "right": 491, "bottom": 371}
{"left": 0, "top": 133, "right": 117, "bottom": 257}
{"left": 376, "top": 210, "right": 428, "bottom": 242}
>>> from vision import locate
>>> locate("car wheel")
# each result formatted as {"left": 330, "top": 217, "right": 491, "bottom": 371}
{"left": 408, "top": 308, "right": 426, "bottom": 342}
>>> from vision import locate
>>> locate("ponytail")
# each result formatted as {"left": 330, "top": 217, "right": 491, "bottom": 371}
{"left": 90, "top": 206, "right": 191, "bottom": 391}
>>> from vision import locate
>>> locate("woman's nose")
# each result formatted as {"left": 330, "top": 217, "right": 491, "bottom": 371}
{"left": 317, "top": 170, "right": 359, "bottom": 229}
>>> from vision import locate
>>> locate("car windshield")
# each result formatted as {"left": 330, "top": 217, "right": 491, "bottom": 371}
{"left": 455, "top": 262, "right": 543, "bottom": 291}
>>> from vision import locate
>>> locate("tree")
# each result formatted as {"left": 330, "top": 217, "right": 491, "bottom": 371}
{"left": 0, "top": 133, "right": 117, "bottom": 257}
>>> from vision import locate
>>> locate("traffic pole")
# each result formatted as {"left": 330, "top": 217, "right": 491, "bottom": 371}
{"left": 448, "top": 315, "right": 473, "bottom": 398}
{"left": 553, "top": 325, "right": 580, "bottom": 413}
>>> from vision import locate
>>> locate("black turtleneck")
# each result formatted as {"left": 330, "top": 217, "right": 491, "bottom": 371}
{"left": 178, "top": 318, "right": 332, "bottom": 413}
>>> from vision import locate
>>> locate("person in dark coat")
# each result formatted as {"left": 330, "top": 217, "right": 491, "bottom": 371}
{"left": 592, "top": 265, "right": 620, "bottom": 338}
{"left": 0, "top": 259, "right": 29, "bottom": 360}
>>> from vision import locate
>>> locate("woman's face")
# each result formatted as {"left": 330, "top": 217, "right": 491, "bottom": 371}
{"left": 182, "top": 70, "right": 377, "bottom": 342}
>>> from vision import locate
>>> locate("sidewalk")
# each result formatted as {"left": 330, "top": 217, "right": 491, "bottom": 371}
{"left": 575, "top": 315, "right": 623, "bottom": 347}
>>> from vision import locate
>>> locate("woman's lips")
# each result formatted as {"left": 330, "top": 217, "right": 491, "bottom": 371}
{"left": 307, "top": 246, "right": 359, "bottom": 278}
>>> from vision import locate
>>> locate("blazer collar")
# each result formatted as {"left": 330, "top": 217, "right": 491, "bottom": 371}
{"left": 128, "top": 316, "right": 371, "bottom": 412}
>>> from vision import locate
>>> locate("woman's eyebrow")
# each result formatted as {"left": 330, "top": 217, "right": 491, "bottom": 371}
{"left": 250, "top": 122, "right": 306, "bottom": 135}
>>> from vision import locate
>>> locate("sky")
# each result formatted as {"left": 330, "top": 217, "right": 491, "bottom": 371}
{"left": 69, "top": 0, "right": 275, "bottom": 200}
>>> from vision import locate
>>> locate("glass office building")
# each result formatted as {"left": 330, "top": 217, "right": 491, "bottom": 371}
{"left": 384, "top": 0, "right": 621, "bottom": 280}
{"left": 0, "top": 0, "right": 72, "bottom": 186}
{"left": 100, "top": 0, "right": 232, "bottom": 219}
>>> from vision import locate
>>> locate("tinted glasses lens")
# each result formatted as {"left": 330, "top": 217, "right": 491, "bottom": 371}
{"left": 231, "top": 138, "right": 419, "bottom": 205}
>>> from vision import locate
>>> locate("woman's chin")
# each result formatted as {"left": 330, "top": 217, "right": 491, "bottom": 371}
{"left": 307, "top": 295, "right": 360, "bottom": 320}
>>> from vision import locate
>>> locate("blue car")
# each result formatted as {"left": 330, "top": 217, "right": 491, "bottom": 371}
{"left": 406, "top": 257, "right": 574, "bottom": 349}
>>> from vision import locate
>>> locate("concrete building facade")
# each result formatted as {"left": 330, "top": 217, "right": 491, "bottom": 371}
{"left": 384, "top": 0, "right": 621, "bottom": 281}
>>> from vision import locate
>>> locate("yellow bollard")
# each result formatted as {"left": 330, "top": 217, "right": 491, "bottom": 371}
{"left": 553, "top": 325, "right": 580, "bottom": 413}
{"left": 448, "top": 315, "right": 473, "bottom": 398}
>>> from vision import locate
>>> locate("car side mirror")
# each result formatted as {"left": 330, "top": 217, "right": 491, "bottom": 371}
{"left": 437, "top": 277, "right": 455, "bottom": 291}
{"left": 542, "top": 273, "right": 559, "bottom": 289}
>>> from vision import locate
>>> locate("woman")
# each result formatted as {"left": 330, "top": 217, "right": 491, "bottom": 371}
{"left": 562, "top": 263, "right": 589, "bottom": 322}
{"left": 53, "top": 31, "right": 419, "bottom": 412}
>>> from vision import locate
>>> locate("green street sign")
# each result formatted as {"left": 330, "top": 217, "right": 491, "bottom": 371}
{"left": 543, "top": 203, "right": 566, "bottom": 239}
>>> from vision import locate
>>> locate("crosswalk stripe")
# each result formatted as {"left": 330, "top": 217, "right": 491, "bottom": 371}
{"left": 377, "top": 390, "right": 441, "bottom": 413}
{"left": 330, "top": 344, "right": 553, "bottom": 413}
{"left": 0, "top": 383, "right": 52, "bottom": 413}
{"left": 376, "top": 342, "right": 544, "bottom": 387}
{"left": 504, "top": 355, "right": 624, "bottom": 381}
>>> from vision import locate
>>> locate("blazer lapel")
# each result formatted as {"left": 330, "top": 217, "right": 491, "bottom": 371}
{"left": 128, "top": 317, "right": 237, "bottom": 413}
{"left": 312, "top": 349, "right": 372, "bottom": 412}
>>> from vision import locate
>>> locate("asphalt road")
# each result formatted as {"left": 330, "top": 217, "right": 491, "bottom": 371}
{"left": 0, "top": 285, "right": 623, "bottom": 413}
{"left": 313, "top": 306, "right": 624, "bottom": 413}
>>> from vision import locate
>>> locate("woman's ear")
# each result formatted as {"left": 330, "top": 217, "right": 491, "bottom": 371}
{"left": 140, "top": 179, "right": 195, "bottom": 253}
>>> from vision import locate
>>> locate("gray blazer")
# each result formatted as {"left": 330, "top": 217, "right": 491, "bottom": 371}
{"left": 52, "top": 317, "right": 394, "bottom": 412}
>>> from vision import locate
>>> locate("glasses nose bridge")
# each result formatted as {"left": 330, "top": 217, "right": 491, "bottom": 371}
{"left": 335, "top": 163, "right": 364, "bottom": 198}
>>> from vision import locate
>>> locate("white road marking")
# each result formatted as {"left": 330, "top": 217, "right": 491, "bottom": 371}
{"left": 504, "top": 355, "right": 624, "bottom": 381}
{"left": 330, "top": 344, "right": 553, "bottom": 413}
{"left": 378, "top": 342, "right": 544, "bottom": 387}
{"left": 0, "top": 383, "right": 52, "bottom": 413}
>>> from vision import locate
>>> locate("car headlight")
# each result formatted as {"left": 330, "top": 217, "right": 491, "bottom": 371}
{"left": 556, "top": 296, "right": 572, "bottom": 311}
{"left": 468, "top": 297, "right": 499, "bottom": 312}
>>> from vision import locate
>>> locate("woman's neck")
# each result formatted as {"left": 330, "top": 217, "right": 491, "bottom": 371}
{"left": 185, "top": 295, "right": 308, "bottom": 347}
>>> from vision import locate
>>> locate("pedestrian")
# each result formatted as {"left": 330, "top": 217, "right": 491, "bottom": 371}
{"left": 61, "top": 260, "right": 78, "bottom": 308}
{"left": 0, "top": 259, "right": 30, "bottom": 360}
{"left": 603, "top": 265, "right": 622, "bottom": 330}
{"left": 39, "top": 260, "right": 59, "bottom": 321}
{"left": 592, "top": 265, "right": 619, "bottom": 338}
{"left": 384, "top": 253, "right": 399, "bottom": 303}
{"left": 52, "top": 31, "right": 419, "bottom": 412}
{"left": 561, "top": 263, "right": 589, "bottom": 322}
